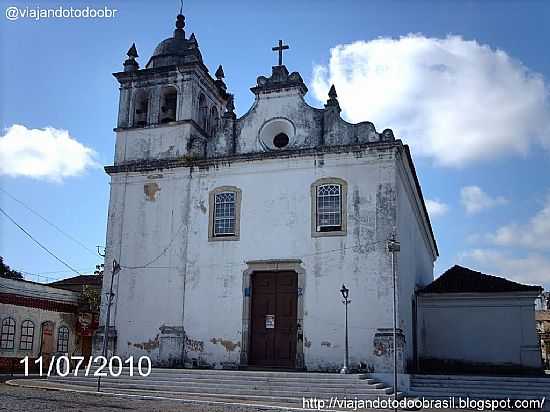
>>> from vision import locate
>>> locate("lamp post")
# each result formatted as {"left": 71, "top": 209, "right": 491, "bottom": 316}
{"left": 340, "top": 284, "right": 351, "bottom": 374}
{"left": 387, "top": 235, "right": 401, "bottom": 401}
{"left": 97, "top": 259, "right": 120, "bottom": 392}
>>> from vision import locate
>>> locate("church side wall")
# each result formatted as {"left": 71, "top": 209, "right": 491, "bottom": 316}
{"left": 395, "top": 157, "right": 436, "bottom": 371}
{"left": 99, "top": 171, "right": 189, "bottom": 366}
{"left": 103, "top": 148, "right": 402, "bottom": 371}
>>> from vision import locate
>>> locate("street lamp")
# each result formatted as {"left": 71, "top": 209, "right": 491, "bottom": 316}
{"left": 97, "top": 259, "right": 121, "bottom": 392}
{"left": 387, "top": 235, "right": 401, "bottom": 401}
{"left": 340, "top": 284, "right": 351, "bottom": 374}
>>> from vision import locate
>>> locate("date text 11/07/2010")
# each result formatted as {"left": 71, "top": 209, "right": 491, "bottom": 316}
{"left": 19, "top": 355, "right": 152, "bottom": 377}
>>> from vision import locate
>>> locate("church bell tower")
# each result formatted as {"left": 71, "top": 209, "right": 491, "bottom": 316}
{"left": 112, "top": 13, "right": 230, "bottom": 164}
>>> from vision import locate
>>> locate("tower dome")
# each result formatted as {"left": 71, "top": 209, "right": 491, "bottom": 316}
{"left": 146, "top": 14, "right": 203, "bottom": 69}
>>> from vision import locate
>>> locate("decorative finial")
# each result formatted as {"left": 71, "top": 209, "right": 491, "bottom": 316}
{"left": 215, "top": 65, "right": 225, "bottom": 80}
{"left": 325, "top": 84, "right": 340, "bottom": 112}
{"left": 328, "top": 84, "right": 337, "bottom": 99}
{"left": 127, "top": 43, "right": 138, "bottom": 59}
{"left": 176, "top": 13, "right": 185, "bottom": 29}
{"left": 123, "top": 43, "right": 139, "bottom": 72}
{"left": 189, "top": 32, "right": 196, "bottom": 42}
{"left": 382, "top": 129, "right": 395, "bottom": 140}
{"left": 174, "top": 13, "right": 185, "bottom": 39}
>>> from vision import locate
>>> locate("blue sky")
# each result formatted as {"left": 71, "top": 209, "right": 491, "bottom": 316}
{"left": 1, "top": 0, "right": 549, "bottom": 288}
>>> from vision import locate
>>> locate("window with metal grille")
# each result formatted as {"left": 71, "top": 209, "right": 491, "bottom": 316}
{"left": 0, "top": 318, "right": 15, "bottom": 350}
{"left": 214, "top": 191, "right": 236, "bottom": 236}
{"left": 19, "top": 320, "right": 34, "bottom": 351}
{"left": 57, "top": 326, "right": 69, "bottom": 353}
{"left": 317, "top": 184, "right": 342, "bottom": 231}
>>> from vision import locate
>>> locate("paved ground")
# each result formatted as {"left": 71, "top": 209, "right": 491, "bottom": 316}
{"left": 1, "top": 376, "right": 548, "bottom": 412}
{"left": 0, "top": 379, "right": 277, "bottom": 412}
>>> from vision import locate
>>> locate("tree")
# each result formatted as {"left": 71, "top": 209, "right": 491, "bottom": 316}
{"left": 0, "top": 256, "right": 24, "bottom": 280}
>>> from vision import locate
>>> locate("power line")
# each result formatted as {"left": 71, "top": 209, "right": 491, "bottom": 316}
{"left": 0, "top": 207, "right": 82, "bottom": 276}
{"left": 14, "top": 268, "right": 96, "bottom": 275}
{"left": 0, "top": 187, "right": 98, "bottom": 257}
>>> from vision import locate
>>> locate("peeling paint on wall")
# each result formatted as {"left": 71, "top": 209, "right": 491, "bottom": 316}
{"left": 144, "top": 182, "right": 161, "bottom": 201}
{"left": 210, "top": 337, "right": 240, "bottom": 352}
{"left": 185, "top": 336, "right": 204, "bottom": 352}
{"left": 131, "top": 334, "right": 160, "bottom": 351}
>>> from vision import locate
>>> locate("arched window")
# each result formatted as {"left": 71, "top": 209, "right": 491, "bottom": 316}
{"left": 209, "top": 106, "right": 219, "bottom": 136}
{"left": 0, "top": 317, "right": 15, "bottom": 350}
{"left": 198, "top": 94, "right": 208, "bottom": 131}
{"left": 20, "top": 320, "right": 34, "bottom": 351}
{"left": 160, "top": 86, "right": 178, "bottom": 123}
{"left": 208, "top": 186, "right": 242, "bottom": 241}
{"left": 133, "top": 90, "right": 149, "bottom": 127}
{"left": 311, "top": 178, "right": 348, "bottom": 237}
{"left": 57, "top": 326, "right": 69, "bottom": 353}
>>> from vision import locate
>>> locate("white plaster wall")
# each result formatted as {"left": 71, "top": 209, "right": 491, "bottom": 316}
{"left": 236, "top": 90, "right": 322, "bottom": 153}
{"left": 115, "top": 123, "right": 194, "bottom": 164}
{"left": 417, "top": 293, "right": 542, "bottom": 368}
{"left": 101, "top": 144, "right": 436, "bottom": 371}
{"left": 396, "top": 166, "right": 436, "bottom": 369}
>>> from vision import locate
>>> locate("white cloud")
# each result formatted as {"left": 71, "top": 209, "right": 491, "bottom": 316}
{"left": 312, "top": 35, "right": 550, "bottom": 167}
{"left": 460, "top": 185, "right": 507, "bottom": 214}
{"left": 487, "top": 195, "right": 550, "bottom": 250}
{"left": 425, "top": 199, "right": 449, "bottom": 218}
{"left": 460, "top": 248, "right": 550, "bottom": 289}
{"left": 0, "top": 124, "right": 98, "bottom": 182}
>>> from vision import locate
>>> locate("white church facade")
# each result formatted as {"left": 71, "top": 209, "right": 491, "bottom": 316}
{"left": 98, "top": 12, "right": 439, "bottom": 374}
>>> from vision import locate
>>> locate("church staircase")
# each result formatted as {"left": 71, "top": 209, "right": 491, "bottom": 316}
{"left": 47, "top": 368, "right": 398, "bottom": 409}
{"left": 409, "top": 374, "right": 550, "bottom": 404}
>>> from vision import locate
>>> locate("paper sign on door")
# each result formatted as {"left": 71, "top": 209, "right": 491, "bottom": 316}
{"left": 265, "top": 314, "right": 275, "bottom": 329}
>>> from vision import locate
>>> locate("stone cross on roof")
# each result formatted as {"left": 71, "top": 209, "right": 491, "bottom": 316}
{"left": 272, "top": 40, "right": 289, "bottom": 66}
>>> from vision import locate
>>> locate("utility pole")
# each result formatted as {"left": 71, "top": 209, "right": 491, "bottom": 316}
{"left": 97, "top": 259, "right": 120, "bottom": 392}
{"left": 387, "top": 234, "right": 401, "bottom": 401}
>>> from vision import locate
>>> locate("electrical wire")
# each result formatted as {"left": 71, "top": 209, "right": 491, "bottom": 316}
{"left": 119, "top": 219, "right": 188, "bottom": 270}
{"left": 0, "top": 207, "right": 82, "bottom": 276}
{"left": 0, "top": 187, "right": 98, "bottom": 257}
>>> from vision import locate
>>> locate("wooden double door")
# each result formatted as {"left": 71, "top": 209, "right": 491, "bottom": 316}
{"left": 249, "top": 271, "right": 298, "bottom": 368}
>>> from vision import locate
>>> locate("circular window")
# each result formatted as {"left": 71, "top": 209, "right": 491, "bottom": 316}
{"left": 259, "top": 118, "right": 295, "bottom": 151}
{"left": 273, "top": 133, "right": 289, "bottom": 148}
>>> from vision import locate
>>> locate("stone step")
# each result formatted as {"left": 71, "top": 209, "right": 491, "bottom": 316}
{"left": 51, "top": 381, "right": 402, "bottom": 409}
{"left": 68, "top": 371, "right": 378, "bottom": 385}
{"left": 83, "top": 366, "right": 366, "bottom": 380}
{"left": 409, "top": 385, "right": 549, "bottom": 397}
{"left": 49, "top": 377, "right": 392, "bottom": 399}
{"left": 411, "top": 374, "right": 550, "bottom": 384}
{"left": 411, "top": 380, "right": 550, "bottom": 389}
{"left": 53, "top": 374, "right": 386, "bottom": 389}
{"left": 410, "top": 391, "right": 547, "bottom": 401}
{"left": 50, "top": 376, "right": 391, "bottom": 394}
